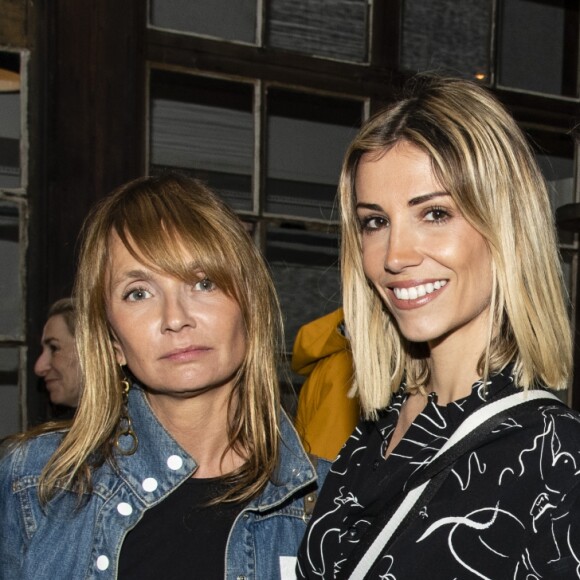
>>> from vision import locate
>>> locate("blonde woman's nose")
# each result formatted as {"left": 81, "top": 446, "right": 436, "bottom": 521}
{"left": 34, "top": 349, "right": 51, "bottom": 377}
{"left": 383, "top": 224, "right": 422, "bottom": 273}
{"left": 161, "top": 293, "right": 196, "bottom": 333}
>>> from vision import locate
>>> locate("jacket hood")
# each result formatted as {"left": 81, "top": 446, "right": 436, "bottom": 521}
{"left": 291, "top": 308, "right": 348, "bottom": 377}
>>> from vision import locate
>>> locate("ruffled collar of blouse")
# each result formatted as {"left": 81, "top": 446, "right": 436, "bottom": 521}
{"left": 378, "top": 363, "right": 518, "bottom": 433}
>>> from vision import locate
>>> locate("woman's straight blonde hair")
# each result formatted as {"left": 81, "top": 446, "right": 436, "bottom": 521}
{"left": 37, "top": 173, "right": 284, "bottom": 503}
{"left": 47, "top": 297, "right": 76, "bottom": 337}
{"left": 340, "top": 76, "right": 572, "bottom": 419}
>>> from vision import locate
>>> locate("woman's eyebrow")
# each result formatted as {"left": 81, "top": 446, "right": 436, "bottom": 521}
{"left": 356, "top": 192, "right": 450, "bottom": 211}
{"left": 408, "top": 191, "right": 450, "bottom": 206}
{"left": 111, "top": 269, "right": 153, "bottom": 288}
{"left": 356, "top": 202, "right": 383, "bottom": 211}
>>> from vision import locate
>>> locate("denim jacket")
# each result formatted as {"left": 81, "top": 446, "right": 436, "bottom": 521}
{"left": 0, "top": 386, "right": 330, "bottom": 580}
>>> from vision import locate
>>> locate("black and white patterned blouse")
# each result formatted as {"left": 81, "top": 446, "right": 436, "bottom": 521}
{"left": 296, "top": 367, "right": 580, "bottom": 579}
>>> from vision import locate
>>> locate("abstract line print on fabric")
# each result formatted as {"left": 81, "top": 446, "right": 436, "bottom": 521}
{"left": 296, "top": 370, "right": 580, "bottom": 579}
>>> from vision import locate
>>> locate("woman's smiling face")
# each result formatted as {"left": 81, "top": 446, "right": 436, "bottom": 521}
{"left": 355, "top": 140, "right": 493, "bottom": 351}
{"left": 106, "top": 231, "right": 247, "bottom": 399}
{"left": 34, "top": 314, "right": 81, "bottom": 407}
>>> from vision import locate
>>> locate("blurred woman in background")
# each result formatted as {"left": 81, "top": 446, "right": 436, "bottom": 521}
{"left": 34, "top": 297, "right": 82, "bottom": 409}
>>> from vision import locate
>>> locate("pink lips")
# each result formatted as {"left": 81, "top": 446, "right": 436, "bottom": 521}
{"left": 387, "top": 279, "right": 448, "bottom": 310}
{"left": 161, "top": 346, "right": 211, "bottom": 362}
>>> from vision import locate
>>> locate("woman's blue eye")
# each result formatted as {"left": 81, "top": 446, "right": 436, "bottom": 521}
{"left": 124, "top": 288, "right": 151, "bottom": 301}
{"left": 194, "top": 278, "right": 216, "bottom": 292}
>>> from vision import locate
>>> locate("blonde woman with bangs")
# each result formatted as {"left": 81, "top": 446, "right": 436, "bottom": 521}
{"left": 297, "top": 76, "right": 580, "bottom": 579}
{"left": 1, "top": 173, "right": 329, "bottom": 580}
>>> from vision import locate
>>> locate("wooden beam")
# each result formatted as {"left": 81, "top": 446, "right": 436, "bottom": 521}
{"left": 0, "top": 0, "right": 29, "bottom": 47}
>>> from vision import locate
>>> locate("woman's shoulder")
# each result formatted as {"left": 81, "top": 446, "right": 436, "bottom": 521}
{"left": 519, "top": 391, "right": 580, "bottom": 424}
{"left": 0, "top": 428, "right": 67, "bottom": 476}
{"left": 535, "top": 398, "right": 580, "bottom": 436}
{"left": 477, "top": 394, "right": 580, "bottom": 491}
{"left": 516, "top": 399, "right": 580, "bottom": 493}
{"left": 481, "top": 389, "right": 580, "bottom": 448}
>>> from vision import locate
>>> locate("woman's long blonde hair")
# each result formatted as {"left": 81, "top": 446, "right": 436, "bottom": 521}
{"left": 37, "top": 173, "right": 283, "bottom": 503}
{"left": 341, "top": 76, "right": 572, "bottom": 419}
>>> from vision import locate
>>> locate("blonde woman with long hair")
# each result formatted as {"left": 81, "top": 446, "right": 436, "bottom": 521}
{"left": 296, "top": 76, "right": 580, "bottom": 579}
{"left": 34, "top": 297, "right": 82, "bottom": 410}
{"left": 1, "top": 174, "right": 328, "bottom": 579}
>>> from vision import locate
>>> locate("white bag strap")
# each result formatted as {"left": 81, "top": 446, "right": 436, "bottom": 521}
{"left": 348, "top": 390, "right": 562, "bottom": 580}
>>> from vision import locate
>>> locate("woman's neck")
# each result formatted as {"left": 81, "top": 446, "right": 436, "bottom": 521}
{"left": 426, "top": 334, "right": 485, "bottom": 405}
{"left": 146, "top": 390, "right": 245, "bottom": 478}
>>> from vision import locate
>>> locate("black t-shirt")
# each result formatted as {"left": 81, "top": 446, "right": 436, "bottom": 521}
{"left": 119, "top": 477, "right": 244, "bottom": 579}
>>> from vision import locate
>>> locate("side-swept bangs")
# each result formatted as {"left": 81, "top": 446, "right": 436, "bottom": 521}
{"left": 106, "top": 175, "right": 253, "bottom": 307}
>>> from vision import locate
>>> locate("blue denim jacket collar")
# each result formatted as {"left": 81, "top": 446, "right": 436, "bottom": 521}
{"left": 111, "top": 385, "right": 198, "bottom": 507}
{"left": 114, "top": 384, "right": 316, "bottom": 509}
{"left": 246, "top": 407, "right": 318, "bottom": 512}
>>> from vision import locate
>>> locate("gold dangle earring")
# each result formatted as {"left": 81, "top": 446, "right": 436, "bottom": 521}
{"left": 115, "top": 371, "right": 138, "bottom": 455}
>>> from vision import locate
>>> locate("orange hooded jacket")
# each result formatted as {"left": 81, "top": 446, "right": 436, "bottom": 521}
{"left": 292, "top": 308, "right": 359, "bottom": 460}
